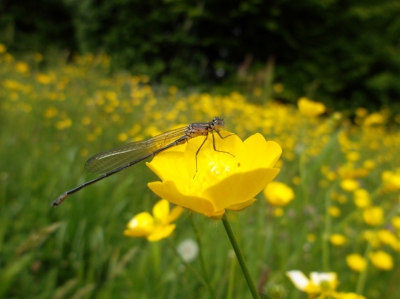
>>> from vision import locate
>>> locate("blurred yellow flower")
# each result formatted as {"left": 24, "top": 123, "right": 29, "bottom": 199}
{"left": 118, "top": 133, "right": 128, "bottom": 142}
{"left": 337, "top": 194, "right": 347, "bottom": 204}
{"left": 297, "top": 97, "right": 326, "bottom": 117}
{"left": 346, "top": 151, "right": 360, "bottom": 162}
{"left": 369, "top": 250, "right": 394, "bottom": 270}
{"left": 328, "top": 206, "right": 341, "bottom": 218}
{"left": 292, "top": 176, "right": 301, "bottom": 185}
{"left": 363, "top": 160, "right": 376, "bottom": 170}
{"left": 346, "top": 253, "right": 367, "bottom": 272}
{"left": 82, "top": 116, "right": 91, "bottom": 125}
{"left": 391, "top": 216, "right": 400, "bottom": 230}
{"left": 36, "top": 73, "right": 52, "bottom": 84}
{"left": 363, "top": 206, "right": 384, "bottom": 226}
{"left": 326, "top": 171, "right": 337, "bottom": 181}
{"left": 330, "top": 234, "right": 346, "bottom": 246}
{"left": 340, "top": 179, "right": 359, "bottom": 192}
{"left": 56, "top": 118, "right": 72, "bottom": 130}
{"left": 381, "top": 170, "right": 400, "bottom": 192}
{"left": 79, "top": 148, "right": 88, "bottom": 157}
{"left": 4, "top": 80, "right": 22, "bottom": 90}
{"left": 362, "top": 230, "right": 380, "bottom": 247}
{"left": 353, "top": 189, "right": 371, "bottom": 208}
{"left": 376, "top": 229, "right": 398, "bottom": 248}
{"left": 363, "top": 112, "right": 385, "bottom": 126}
{"left": 168, "top": 85, "right": 178, "bottom": 95}
{"left": 0, "top": 43, "right": 6, "bottom": 53}
{"left": 355, "top": 108, "right": 368, "bottom": 118}
{"left": 263, "top": 181, "right": 295, "bottom": 207}
{"left": 307, "top": 233, "right": 316, "bottom": 243}
{"left": 335, "top": 293, "right": 366, "bottom": 299}
{"left": 253, "top": 87, "right": 262, "bottom": 97}
{"left": 148, "top": 133, "right": 282, "bottom": 218}
{"left": 273, "top": 207, "right": 284, "bottom": 217}
{"left": 273, "top": 83, "right": 284, "bottom": 93}
{"left": 44, "top": 107, "right": 58, "bottom": 119}
{"left": 124, "top": 199, "right": 182, "bottom": 242}
{"left": 16, "top": 62, "right": 29, "bottom": 73}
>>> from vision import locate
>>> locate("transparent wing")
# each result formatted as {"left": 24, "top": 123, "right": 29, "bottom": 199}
{"left": 85, "top": 126, "right": 188, "bottom": 174}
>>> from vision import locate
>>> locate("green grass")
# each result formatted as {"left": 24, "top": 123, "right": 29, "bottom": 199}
{"left": 1, "top": 51, "right": 400, "bottom": 299}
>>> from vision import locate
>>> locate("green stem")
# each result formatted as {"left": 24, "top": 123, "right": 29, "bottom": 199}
{"left": 189, "top": 216, "right": 216, "bottom": 299}
{"left": 227, "top": 254, "right": 237, "bottom": 299}
{"left": 151, "top": 241, "right": 161, "bottom": 277}
{"left": 322, "top": 185, "right": 334, "bottom": 271}
{"left": 221, "top": 213, "right": 261, "bottom": 299}
{"left": 356, "top": 242, "right": 372, "bottom": 294}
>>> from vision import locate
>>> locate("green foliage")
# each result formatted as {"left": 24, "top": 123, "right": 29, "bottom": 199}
{"left": 0, "top": 0, "right": 75, "bottom": 52}
{"left": 1, "top": 0, "right": 400, "bottom": 111}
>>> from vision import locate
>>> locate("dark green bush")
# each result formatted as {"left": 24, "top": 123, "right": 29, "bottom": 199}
{"left": 1, "top": 0, "right": 399, "bottom": 112}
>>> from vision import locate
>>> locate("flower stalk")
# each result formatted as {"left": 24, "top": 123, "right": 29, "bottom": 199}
{"left": 222, "top": 213, "right": 261, "bottom": 299}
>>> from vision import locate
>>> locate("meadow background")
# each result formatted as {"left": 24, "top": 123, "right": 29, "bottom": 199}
{"left": 1, "top": 1, "right": 400, "bottom": 299}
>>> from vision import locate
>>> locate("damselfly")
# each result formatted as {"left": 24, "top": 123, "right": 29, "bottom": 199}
{"left": 51, "top": 117, "right": 232, "bottom": 207}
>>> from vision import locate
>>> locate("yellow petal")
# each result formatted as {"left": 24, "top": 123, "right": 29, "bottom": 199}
{"left": 168, "top": 206, "right": 183, "bottom": 222}
{"left": 236, "top": 134, "right": 282, "bottom": 171}
{"left": 148, "top": 181, "right": 218, "bottom": 217}
{"left": 146, "top": 150, "right": 188, "bottom": 181}
{"left": 124, "top": 212, "right": 154, "bottom": 237}
{"left": 205, "top": 168, "right": 280, "bottom": 211}
{"left": 298, "top": 97, "right": 326, "bottom": 117}
{"left": 227, "top": 198, "right": 257, "bottom": 211}
{"left": 263, "top": 181, "right": 295, "bottom": 206}
{"left": 152, "top": 199, "right": 170, "bottom": 224}
{"left": 147, "top": 224, "right": 177, "bottom": 242}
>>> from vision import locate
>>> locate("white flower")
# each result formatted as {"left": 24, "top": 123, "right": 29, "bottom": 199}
{"left": 177, "top": 239, "right": 199, "bottom": 263}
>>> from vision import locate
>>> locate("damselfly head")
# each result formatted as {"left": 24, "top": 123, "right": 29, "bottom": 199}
{"left": 211, "top": 117, "right": 224, "bottom": 130}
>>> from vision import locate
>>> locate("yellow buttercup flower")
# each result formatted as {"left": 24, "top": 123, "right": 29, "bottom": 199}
{"left": 297, "top": 97, "right": 326, "bottom": 117}
{"left": 353, "top": 189, "right": 371, "bottom": 208}
{"left": 363, "top": 112, "right": 386, "bottom": 126}
{"left": 307, "top": 234, "right": 316, "bottom": 243}
{"left": 363, "top": 206, "right": 384, "bottom": 226}
{"left": 346, "top": 253, "right": 367, "bottom": 272}
{"left": 273, "top": 83, "right": 284, "bottom": 93}
{"left": 16, "top": 62, "right": 29, "bottom": 73}
{"left": 330, "top": 234, "right": 346, "bottom": 246}
{"left": 263, "top": 181, "right": 295, "bottom": 207}
{"left": 147, "top": 133, "right": 282, "bottom": 218}
{"left": 273, "top": 207, "right": 284, "bottom": 217}
{"left": 168, "top": 85, "right": 178, "bottom": 95}
{"left": 391, "top": 216, "right": 400, "bottom": 230}
{"left": 36, "top": 73, "right": 52, "bottom": 85}
{"left": 381, "top": 170, "right": 400, "bottom": 192}
{"left": 44, "top": 106, "right": 58, "bottom": 119}
{"left": 369, "top": 250, "right": 394, "bottom": 271}
{"left": 124, "top": 199, "right": 183, "bottom": 242}
{"left": 340, "top": 179, "right": 359, "bottom": 192}
{"left": 0, "top": 43, "right": 6, "bottom": 53}
{"left": 328, "top": 206, "right": 341, "bottom": 217}
{"left": 376, "top": 229, "right": 398, "bottom": 248}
